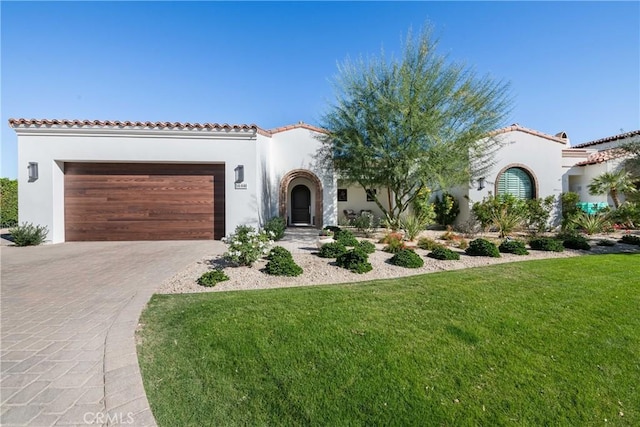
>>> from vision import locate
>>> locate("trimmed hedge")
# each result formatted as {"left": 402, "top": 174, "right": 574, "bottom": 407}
{"left": 0, "top": 178, "right": 18, "bottom": 227}
{"left": 562, "top": 235, "right": 591, "bottom": 251}
{"left": 427, "top": 246, "right": 460, "bottom": 260}
{"left": 529, "top": 237, "right": 564, "bottom": 252}
{"left": 265, "top": 246, "right": 303, "bottom": 277}
{"left": 318, "top": 242, "right": 347, "bottom": 258}
{"left": 389, "top": 249, "right": 424, "bottom": 268}
{"left": 620, "top": 234, "right": 640, "bottom": 246}
{"left": 334, "top": 229, "right": 359, "bottom": 247}
{"left": 336, "top": 249, "right": 372, "bottom": 274}
{"left": 357, "top": 240, "right": 376, "bottom": 254}
{"left": 466, "top": 238, "right": 500, "bottom": 258}
{"left": 499, "top": 239, "right": 529, "bottom": 255}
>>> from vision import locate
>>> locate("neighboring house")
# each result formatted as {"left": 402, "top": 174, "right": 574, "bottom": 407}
{"left": 562, "top": 130, "right": 640, "bottom": 206}
{"left": 9, "top": 118, "right": 638, "bottom": 243}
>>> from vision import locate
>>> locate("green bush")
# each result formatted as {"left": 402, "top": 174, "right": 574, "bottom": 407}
{"left": 336, "top": 249, "right": 373, "bottom": 274}
{"left": 197, "top": 269, "right": 229, "bottom": 287}
{"left": 619, "top": 234, "right": 640, "bottom": 246}
{"left": 318, "top": 242, "right": 347, "bottom": 258}
{"left": 9, "top": 222, "right": 48, "bottom": 246}
{"left": 389, "top": 249, "right": 424, "bottom": 268}
{"left": 324, "top": 225, "right": 342, "bottom": 234}
{"left": 353, "top": 212, "right": 376, "bottom": 237}
{"left": 427, "top": 246, "right": 460, "bottom": 260}
{"left": 222, "top": 225, "right": 272, "bottom": 267}
{"left": 383, "top": 237, "right": 406, "bottom": 254}
{"left": 524, "top": 196, "right": 556, "bottom": 234}
{"left": 0, "top": 178, "right": 18, "bottom": 227}
{"left": 417, "top": 237, "right": 442, "bottom": 251}
{"left": 334, "top": 229, "right": 359, "bottom": 247}
{"left": 570, "top": 211, "right": 610, "bottom": 235}
{"left": 356, "top": 240, "right": 376, "bottom": 254}
{"left": 529, "top": 237, "right": 564, "bottom": 252}
{"left": 465, "top": 238, "right": 500, "bottom": 258}
{"left": 597, "top": 239, "right": 615, "bottom": 247}
{"left": 263, "top": 217, "right": 286, "bottom": 241}
{"left": 562, "top": 235, "right": 591, "bottom": 251}
{"left": 434, "top": 192, "right": 459, "bottom": 226}
{"left": 609, "top": 202, "right": 640, "bottom": 229}
{"left": 561, "top": 192, "right": 581, "bottom": 230}
{"left": 471, "top": 194, "right": 526, "bottom": 237}
{"left": 265, "top": 246, "right": 303, "bottom": 277}
{"left": 499, "top": 239, "right": 529, "bottom": 255}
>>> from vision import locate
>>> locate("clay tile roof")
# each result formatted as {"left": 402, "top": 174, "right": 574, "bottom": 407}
{"left": 489, "top": 123, "right": 568, "bottom": 144}
{"left": 571, "top": 129, "right": 640, "bottom": 148}
{"left": 268, "top": 122, "right": 328, "bottom": 135}
{"left": 575, "top": 148, "right": 627, "bottom": 166}
{"left": 7, "top": 118, "right": 258, "bottom": 132}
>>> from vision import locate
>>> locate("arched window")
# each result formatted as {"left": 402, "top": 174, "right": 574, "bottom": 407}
{"left": 497, "top": 167, "right": 534, "bottom": 199}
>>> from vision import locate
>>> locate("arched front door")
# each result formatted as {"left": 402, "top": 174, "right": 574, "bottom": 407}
{"left": 291, "top": 185, "right": 311, "bottom": 224}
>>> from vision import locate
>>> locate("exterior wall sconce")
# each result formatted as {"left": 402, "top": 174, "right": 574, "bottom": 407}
{"left": 28, "top": 162, "right": 39, "bottom": 182}
{"left": 477, "top": 177, "right": 485, "bottom": 190}
{"left": 234, "top": 165, "right": 244, "bottom": 183}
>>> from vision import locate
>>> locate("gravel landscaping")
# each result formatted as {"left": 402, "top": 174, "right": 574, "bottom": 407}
{"left": 157, "top": 230, "right": 640, "bottom": 294}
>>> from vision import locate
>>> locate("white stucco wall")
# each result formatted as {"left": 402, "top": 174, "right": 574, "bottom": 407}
{"left": 336, "top": 184, "right": 390, "bottom": 224}
{"left": 15, "top": 126, "right": 261, "bottom": 243}
{"left": 270, "top": 127, "right": 337, "bottom": 226}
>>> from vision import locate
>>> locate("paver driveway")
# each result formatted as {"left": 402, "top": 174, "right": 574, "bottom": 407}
{"left": 1, "top": 240, "right": 221, "bottom": 426}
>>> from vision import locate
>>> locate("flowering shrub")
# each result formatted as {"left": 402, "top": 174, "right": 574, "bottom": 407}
{"left": 222, "top": 225, "right": 273, "bottom": 267}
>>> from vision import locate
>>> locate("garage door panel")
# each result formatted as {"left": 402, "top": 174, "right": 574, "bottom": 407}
{"left": 64, "top": 163, "right": 225, "bottom": 241}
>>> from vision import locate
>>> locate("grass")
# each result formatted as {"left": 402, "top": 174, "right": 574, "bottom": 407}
{"left": 137, "top": 254, "right": 639, "bottom": 426}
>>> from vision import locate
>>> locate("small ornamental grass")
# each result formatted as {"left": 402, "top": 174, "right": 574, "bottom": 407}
{"left": 620, "top": 234, "right": 640, "bottom": 246}
{"left": 465, "top": 238, "right": 500, "bottom": 258}
{"left": 427, "top": 246, "right": 460, "bottom": 260}
{"left": 417, "top": 237, "right": 442, "bottom": 251}
{"left": 529, "top": 237, "right": 564, "bottom": 252}
{"left": 389, "top": 249, "right": 424, "bottom": 268}
{"left": 381, "top": 232, "right": 406, "bottom": 254}
{"left": 356, "top": 240, "right": 376, "bottom": 254}
{"left": 265, "top": 246, "right": 303, "bottom": 277}
{"left": 318, "top": 242, "right": 347, "bottom": 258}
{"left": 562, "top": 235, "right": 591, "bottom": 251}
{"left": 336, "top": 248, "right": 372, "bottom": 274}
{"left": 222, "top": 225, "right": 273, "bottom": 267}
{"left": 9, "top": 222, "right": 48, "bottom": 246}
{"left": 499, "top": 239, "right": 529, "bottom": 255}
{"left": 197, "top": 269, "right": 229, "bottom": 287}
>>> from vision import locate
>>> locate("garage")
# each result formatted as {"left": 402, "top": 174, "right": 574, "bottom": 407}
{"left": 64, "top": 163, "right": 225, "bottom": 241}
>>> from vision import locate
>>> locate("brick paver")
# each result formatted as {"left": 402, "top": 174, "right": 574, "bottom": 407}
{"left": 1, "top": 240, "right": 222, "bottom": 426}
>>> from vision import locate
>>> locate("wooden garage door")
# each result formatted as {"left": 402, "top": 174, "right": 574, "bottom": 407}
{"left": 64, "top": 163, "right": 225, "bottom": 241}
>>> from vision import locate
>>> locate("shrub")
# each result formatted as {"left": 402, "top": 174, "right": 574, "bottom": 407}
{"left": 319, "top": 229, "right": 334, "bottom": 237}
{"left": 390, "top": 249, "right": 424, "bottom": 268}
{"left": 356, "top": 240, "right": 376, "bottom": 254}
{"left": 265, "top": 246, "right": 303, "bottom": 276}
{"left": 619, "top": 234, "right": 640, "bottom": 246}
{"left": 318, "top": 241, "right": 347, "bottom": 258}
{"left": 465, "top": 238, "right": 500, "bottom": 258}
{"left": 380, "top": 232, "right": 404, "bottom": 243}
{"left": 197, "top": 269, "right": 229, "bottom": 287}
{"left": 609, "top": 202, "right": 640, "bottom": 229}
{"left": 457, "top": 239, "right": 469, "bottom": 250}
{"left": 529, "top": 237, "right": 564, "bottom": 252}
{"left": 0, "top": 178, "right": 18, "bottom": 227}
{"left": 399, "top": 213, "right": 427, "bottom": 241}
{"left": 382, "top": 232, "right": 406, "bottom": 254}
{"left": 499, "top": 239, "right": 529, "bottom": 255}
{"left": 334, "top": 229, "right": 359, "bottom": 247}
{"left": 427, "top": 246, "right": 460, "bottom": 260}
{"left": 562, "top": 235, "right": 591, "bottom": 251}
{"left": 524, "top": 196, "right": 556, "bottom": 234}
{"left": 353, "top": 212, "right": 376, "bottom": 237}
{"left": 597, "top": 239, "right": 615, "bottom": 247}
{"left": 222, "top": 225, "right": 273, "bottom": 267}
{"left": 417, "top": 237, "right": 442, "bottom": 251}
{"left": 434, "top": 192, "right": 459, "bottom": 226}
{"left": 560, "top": 192, "right": 581, "bottom": 230}
{"left": 472, "top": 194, "right": 526, "bottom": 237}
{"left": 9, "top": 222, "right": 48, "bottom": 246}
{"left": 412, "top": 187, "right": 436, "bottom": 225}
{"left": 570, "top": 211, "right": 610, "bottom": 235}
{"left": 263, "top": 217, "right": 286, "bottom": 241}
{"left": 336, "top": 249, "right": 373, "bottom": 274}
{"left": 324, "top": 225, "right": 342, "bottom": 234}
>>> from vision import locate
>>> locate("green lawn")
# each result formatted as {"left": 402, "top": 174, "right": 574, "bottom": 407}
{"left": 137, "top": 254, "right": 639, "bottom": 426}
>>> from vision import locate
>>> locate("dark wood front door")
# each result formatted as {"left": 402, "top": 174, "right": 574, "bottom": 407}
{"left": 291, "top": 185, "right": 311, "bottom": 224}
{"left": 64, "top": 163, "right": 225, "bottom": 241}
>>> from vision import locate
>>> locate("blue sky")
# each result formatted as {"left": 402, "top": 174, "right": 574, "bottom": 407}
{"left": 1, "top": 1, "right": 639, "bottom": 179}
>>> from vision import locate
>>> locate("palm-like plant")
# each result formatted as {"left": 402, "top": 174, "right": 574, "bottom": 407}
{"left": 587, "top": 170, "right": 638, "bottom": 208}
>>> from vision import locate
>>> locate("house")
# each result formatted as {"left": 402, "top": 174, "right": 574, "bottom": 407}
{"left": 9, "top": 118, "right": 638, "bottom": 243}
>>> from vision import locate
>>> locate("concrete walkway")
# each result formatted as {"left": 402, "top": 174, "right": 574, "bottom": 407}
{"left": 1, "top": 240, "right": 222, "bottom": 426}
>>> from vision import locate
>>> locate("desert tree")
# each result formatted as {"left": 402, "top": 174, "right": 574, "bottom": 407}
{"left": 317, "top": 27, "right": 512, "bottom": 226}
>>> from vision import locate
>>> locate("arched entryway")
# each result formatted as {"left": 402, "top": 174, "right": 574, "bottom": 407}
{"left": 279, "top": 169, "right": 323, "bottom": 228}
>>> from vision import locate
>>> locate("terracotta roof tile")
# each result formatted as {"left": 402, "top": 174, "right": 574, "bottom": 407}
{"left": 8, "top": 118, "right": 258, "bottom": 132}
{"left": 268, "top": 122, "right": 328, "bottom": 135}
{"left": 575, "top": 148, "right": 627, "bottom": 166}
{"left": 489, "top": 123, "right": 568, "bottom": 144}
{"left": 572, "top": 129, "right": 640, "bottom": 148}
